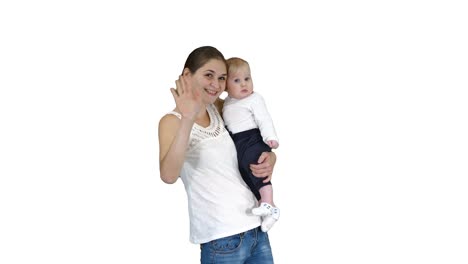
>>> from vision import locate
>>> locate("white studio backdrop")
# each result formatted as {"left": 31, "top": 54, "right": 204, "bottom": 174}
{"left": 1, "top": 0, "right": 467, "bottom": 263}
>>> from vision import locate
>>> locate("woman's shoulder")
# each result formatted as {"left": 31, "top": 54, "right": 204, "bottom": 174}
{"left": 159, "top": 110, "right": 181, "bottom": 131}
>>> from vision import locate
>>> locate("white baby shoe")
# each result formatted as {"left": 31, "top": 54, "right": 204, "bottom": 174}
{"left": 252, "top": 202, "right": 274, "bottom": 216}
{"left": 261, "top": 207, "right": 280, "bottom": 232}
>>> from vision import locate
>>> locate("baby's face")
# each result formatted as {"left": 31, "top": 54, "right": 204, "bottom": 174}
{"left": 226, "top": 66, "right": 253, "bottom": 100}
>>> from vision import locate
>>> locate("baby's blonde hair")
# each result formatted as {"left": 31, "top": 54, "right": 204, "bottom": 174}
{"left": 226, "top": 57, "right": 250, "bottom": 74}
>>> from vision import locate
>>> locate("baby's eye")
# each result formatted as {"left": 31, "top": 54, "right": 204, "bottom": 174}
{"left": 234, "top": 79, "right": 240, "bottom": 83}
{"left": 245, "top": 77, "right": 250, "bottom": 81}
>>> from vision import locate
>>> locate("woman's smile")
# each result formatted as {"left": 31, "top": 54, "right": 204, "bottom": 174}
{"left": 204, "top": 88, "right": 220, "bottom": 97}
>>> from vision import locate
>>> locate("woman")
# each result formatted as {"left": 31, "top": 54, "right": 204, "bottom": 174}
{"left": 158, "top": 46, "right": 276, "bottom": 263}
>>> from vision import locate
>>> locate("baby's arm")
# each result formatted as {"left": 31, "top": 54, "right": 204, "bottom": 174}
{"left": 251, "top": 93, "right": 279, "bottom": 146}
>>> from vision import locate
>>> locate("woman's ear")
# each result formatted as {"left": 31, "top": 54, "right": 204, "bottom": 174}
{"left": 182, "top": 68, "right": 191, "bottom": 77}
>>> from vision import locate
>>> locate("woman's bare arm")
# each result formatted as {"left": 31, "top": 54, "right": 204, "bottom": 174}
{"left": 158, "top": 114, "right": 194, "bottom": 184}
{"left": 159, "top": 75, "right": 203, "bottom": 184}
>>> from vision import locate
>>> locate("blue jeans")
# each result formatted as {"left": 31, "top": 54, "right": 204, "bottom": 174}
{"left": 200, "top": 226, "right": 274, "bottom": 263}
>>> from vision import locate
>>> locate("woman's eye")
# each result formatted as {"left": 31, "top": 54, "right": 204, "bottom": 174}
{"left": 219, "top": 77, "right": 226, "bottom": 81}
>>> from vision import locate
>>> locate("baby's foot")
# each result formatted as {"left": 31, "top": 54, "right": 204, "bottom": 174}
{"left": 252, "top": 202, "right": 273, "bottom": 216}
{"left": 261, "top": 207, "right": 280, "bottom": 232}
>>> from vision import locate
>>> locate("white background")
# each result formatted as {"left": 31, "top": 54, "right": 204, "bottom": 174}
{"left": 1, "top": 0, "right": 467, "bottom": 263}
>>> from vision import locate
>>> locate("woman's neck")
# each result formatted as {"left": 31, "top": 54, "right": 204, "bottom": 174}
{"left": 195, "top": 105, "right": 210, "bottom": 128}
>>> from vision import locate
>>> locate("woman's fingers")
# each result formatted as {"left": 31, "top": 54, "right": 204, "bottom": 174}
{"left": 250, "top": 164, "right": 272, "bottom": 175}
{"left": 177, "top": 75, "right": 196, "bottom": 97}
{"left": 262, "top": 175, "right": 272, "bottom": 183}
{"left": 250, "top": 164, "right": 272, "bottom": 182}
{"left": 170, "top": 88, "right": 178, "bottom": 100}
{"left": 175, "top": 79, "right": 183, "bottom": 95}
{"left": 181, "top": 75, "right": 193, "bottom": 95}
{"left": 250, "top": 152, "right": 273, "bottom": 183}
{"left": 257, "top": 152, "right": 268, "bottom": 164}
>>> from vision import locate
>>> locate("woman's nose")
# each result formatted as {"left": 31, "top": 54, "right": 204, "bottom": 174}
{"left": 211, "top": 80, "right": 220, "bottom": 89}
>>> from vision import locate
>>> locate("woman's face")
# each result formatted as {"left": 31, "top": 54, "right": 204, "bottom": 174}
{"left": 186, "top": 59, "right": 227, "bottom": 105}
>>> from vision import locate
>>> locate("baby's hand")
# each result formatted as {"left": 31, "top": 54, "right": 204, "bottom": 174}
{"left": 267, "top": 140, "right": 279, "bottom": 149}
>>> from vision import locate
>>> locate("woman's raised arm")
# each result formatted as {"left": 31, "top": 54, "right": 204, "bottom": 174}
{"left": 158, "top": 75, "right": 203, "bottom": 184}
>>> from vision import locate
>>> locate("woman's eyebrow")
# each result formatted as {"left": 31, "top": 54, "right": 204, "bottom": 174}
{"left": 204, "top": 69, "right": 227, "bottom": 76}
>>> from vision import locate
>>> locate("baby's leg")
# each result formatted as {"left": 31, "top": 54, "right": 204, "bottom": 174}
{"left": 252, "top": 185, "right": 275, "bottom": 216}
{"left": 258, "top": 184, "right": 274, "bottom": 207}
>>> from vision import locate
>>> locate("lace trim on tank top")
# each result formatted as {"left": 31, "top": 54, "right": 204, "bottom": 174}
{"left": 167, "top": 104, "right": 226, "bottom": 149}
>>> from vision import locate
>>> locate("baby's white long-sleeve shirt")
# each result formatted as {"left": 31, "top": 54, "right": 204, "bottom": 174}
{"left": 223, "top": 92, "right": 279, "bottom": 144}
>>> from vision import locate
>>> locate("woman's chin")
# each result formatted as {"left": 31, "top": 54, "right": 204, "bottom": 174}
{"left": 203, "top": 94, "right": 219, "bottom": 104}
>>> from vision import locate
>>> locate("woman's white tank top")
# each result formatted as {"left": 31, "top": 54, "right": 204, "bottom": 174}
{"left": 168, "top": 104, "right": 260, "bottom": 244}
